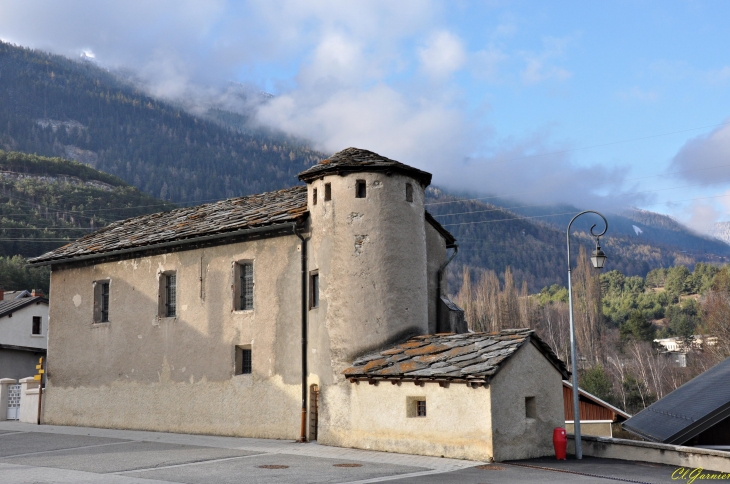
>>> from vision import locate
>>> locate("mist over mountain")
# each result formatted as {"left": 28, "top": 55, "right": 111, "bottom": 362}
{"left": 3, "top": 40, "right": 730, "bottom": 294}
{"left": 0, "top": 41, "right": 325, "bottom": 205}
{"left": 710, "top": 222, "right": 730, "bottom": 246}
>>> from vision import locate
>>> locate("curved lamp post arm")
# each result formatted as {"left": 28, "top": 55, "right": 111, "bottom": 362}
{"left": 566, "top": 210, "right": 608, "bottom": 272}
{"left": 566, "top": 210, "right": 608, "bottom": 461}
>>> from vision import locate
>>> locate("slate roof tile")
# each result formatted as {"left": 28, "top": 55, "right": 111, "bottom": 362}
{"left": 298, "top": 147, "right": 432, "bottom": 187}
{"left": 343, "top": 328, "right": 570, "bottom": 383}
{"left": 29, "top": 186, "right": 308, "bottom": 265}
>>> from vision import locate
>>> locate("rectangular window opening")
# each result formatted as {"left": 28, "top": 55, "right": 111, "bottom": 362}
{"left": 310, "top": 271, "right": 319, "bottom": 309}
{"left": 166, "top": 273, "right": 177, "bottom": 317}
{"left": 235, "top": 346, "right": 252, "bottom": 375}
{"left": 417, "top": 400, "right": 427, "bottom": 417}
{"left": 101, "top": 282, "right": 109, "bottom": 322}
{"left": 324, "top": 183, "right": 331, "bottom": 201}
{"left": 32, "top": 316, "right": 42, "bottom": 335}
{"left": 525, "top": 396, "right": 536, "bottom": 419}
{"left": 356, "top": 180, "right": 366, "bottom": 198}
{"left": 237, "top": 262, "right": 254, "bottom": 311}
{"left": 93, "top": 280, "right": 111, "bottom": 323}
{"left": 312, "top": 188, "right": 318, "bottom": 206}
{"left": 406, "top": 183, "right": 413, "bottom": 202}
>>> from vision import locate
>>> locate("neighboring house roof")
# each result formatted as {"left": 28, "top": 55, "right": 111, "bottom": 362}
{"left": 562, "top": 380, "right": 631, "bottom": 422}
{"left": 343, "top": 328, "right": 569, "bottom": 386}
{"left": 29, "top": 186, "right": 309, "bottom": 265}
{"left": 622, "top": 356, "right": 730, "bottom": 444}
{"left": 298, "top": 147, "right": 433, "bottom": 187}
{"left": 0, "top": 295, "right": 48, "bottom": 318}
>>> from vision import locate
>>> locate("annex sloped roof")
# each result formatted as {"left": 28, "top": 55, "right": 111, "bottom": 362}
{"left": 298, "top": 147, "right": 432, "bottom": 187}
{"left": 622, "top": 356, "right": 730, "bottom": 444}
{"left": 0, "top": 295, "right": 47, "bottom": 318}
{"left": 29, "top": 186, "right": 308, "bottom": 265}
{"left": 343, "top": 328, "right": 569, "bottom": 385}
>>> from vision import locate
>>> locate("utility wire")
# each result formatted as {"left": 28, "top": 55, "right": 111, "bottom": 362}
{"left": 431, "top": 179, "right": 730, "bottom": 218}
{"left": 426, "top": 163, "right": 730, "bottom": 207}
{"left": 441, "top": 192, "right": 730, "bottom": 228}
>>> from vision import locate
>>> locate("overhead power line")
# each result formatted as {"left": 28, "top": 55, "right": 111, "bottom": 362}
{"left": 431, "top": 178, "right": 730, "bottom": 218}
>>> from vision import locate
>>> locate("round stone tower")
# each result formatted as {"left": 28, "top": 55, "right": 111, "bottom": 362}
{"left": 299, "top": 148, "right": 433, "bottom": 371}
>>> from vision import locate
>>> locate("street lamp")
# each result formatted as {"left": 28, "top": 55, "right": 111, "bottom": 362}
{"left": 567, "top": 210, "right": 608, "bottom": 460}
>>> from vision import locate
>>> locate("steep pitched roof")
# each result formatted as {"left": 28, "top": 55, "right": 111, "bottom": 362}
{"left": 622, "top": 357, "right": 730, "bottom": 444}
{"left": 298, "top": 147, "right": 432, "bottom": 187}
{"left": 29, "top": 186, "right": 308, "bottom": 265}
{"left": 562, "top": 380, "right": 631, "bottom": 422}
{"left": 0, "top": 295, "right": 48, "bottom": 318}
{"left": 343, "top": 328, "right": 569, "bottom": 386}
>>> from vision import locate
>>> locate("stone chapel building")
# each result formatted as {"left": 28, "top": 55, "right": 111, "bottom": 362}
{"left": 30, "top": 147, "right": 568, "bottom": 461}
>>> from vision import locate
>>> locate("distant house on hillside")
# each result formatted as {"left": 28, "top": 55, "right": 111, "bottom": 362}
{"left": 0, "top": 289, "right": 48, "bottom": 380}
{"left": 623, "top": 356, "right": 730, "bottom": 447}
{"left": 562, "top": 381, "right": 630, "bottom": 438}
{"left": 29, "top": 147, "right": 569, "bottom": 462}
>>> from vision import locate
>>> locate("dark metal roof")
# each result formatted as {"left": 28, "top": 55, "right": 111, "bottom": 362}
{"left": 298, "top": 147, "right": 432, "bottom": 187}
{"left": 29, "top": 186, "right": 309, "bottom": 265}
{"left": 343, "top": 328, "right": 569, "bottom": 386}
{"left": 0, "top": 296, "right": 48, "bottom": 318}
{"left": 622, "top": 357, "right": 730, "bottom": 444}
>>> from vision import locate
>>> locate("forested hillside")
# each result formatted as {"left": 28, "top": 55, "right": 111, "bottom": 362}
{"left": 459, "top": 193, "right": 730, "bottom": 258}
{"left": 4, "top": 40, "right": 730, "bottom": 299}
{"left": 0, "top": 150, "right": 177, "bottom": 291}
{"left": 427, "top": 187, "right": 728, "bottom": 293}
{"left": 0, "top": 41, "right": 324, "bottom": 204}
{"left": 456, "top": 259, "right": 730, "bottom": 414}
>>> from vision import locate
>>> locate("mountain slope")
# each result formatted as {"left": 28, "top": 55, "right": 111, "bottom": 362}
{"left": 0, "top": 41, "right": 324, "bottom": 204}
{"left": 427, "top": 188, "right": 729, "bottom": 292}
{"left": 461, "top": 194, "right": 730, "bottom": 258}
{"left": 0, "top": 150, "right": 175, "bottom": 258}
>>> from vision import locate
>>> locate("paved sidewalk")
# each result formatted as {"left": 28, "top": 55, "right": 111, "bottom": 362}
{"left": 0, "top": 421, "right": 481, "bottom": 483}
{"left": 0, "top": 422, "right": 686, "bottom": 483}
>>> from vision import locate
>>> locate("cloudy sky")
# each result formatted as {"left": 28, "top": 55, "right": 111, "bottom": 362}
{"left": 2, "top": 0, "right": 730, "bottom": 231}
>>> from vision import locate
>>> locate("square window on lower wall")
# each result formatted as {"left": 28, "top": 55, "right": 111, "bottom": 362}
{"left": 406, "top": 396, "right": 427, "bottom": 418}
{"left": 235, "top": 345, "right": 252, "bottom": 375}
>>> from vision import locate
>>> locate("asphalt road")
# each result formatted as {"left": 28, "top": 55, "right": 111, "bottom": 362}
{"left": 0, "top": 423, "right": 692, "bottom": 483}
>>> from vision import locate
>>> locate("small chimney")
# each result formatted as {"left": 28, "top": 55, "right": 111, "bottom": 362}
{"left": 0, "top": 287, "right": 4, "bottom": 301}
{"left": 31, "top": 289, "right": 43, "bottom": 297}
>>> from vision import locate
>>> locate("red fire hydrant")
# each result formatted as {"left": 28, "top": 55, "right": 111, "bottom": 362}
{"left": 553, "top": 427, "right": 567, "bottom": 460}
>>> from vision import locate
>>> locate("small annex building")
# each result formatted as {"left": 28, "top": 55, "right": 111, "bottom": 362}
{"left": 29, "top": 147, "right": 568, "bottom": 462}
{"left": 343, "top": 329, "right": 569, "bottom": 461}
{"left": 562, "top": 381, "right": 630, "bottom": 438}
{"left": 623, "top": 356, "right": 730, "bottom": 447}
{"left": 0, "top": 289, "right": 48, "bottom": 380}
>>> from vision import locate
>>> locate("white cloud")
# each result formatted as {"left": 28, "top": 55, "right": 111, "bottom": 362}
{"left": 670, "top": 122, "right": 730, "bottom": 186}
{"left": 0, "top": 0, "right": 630, "bottom": 211}
{"left": 520, "top": 36, "right": 572, "bottom": 85}
{"left": 675, "top": 198, "right": 726, "bottom": 234}
{"left": 418, "top": 31, "right": 466, "bottom": 79}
